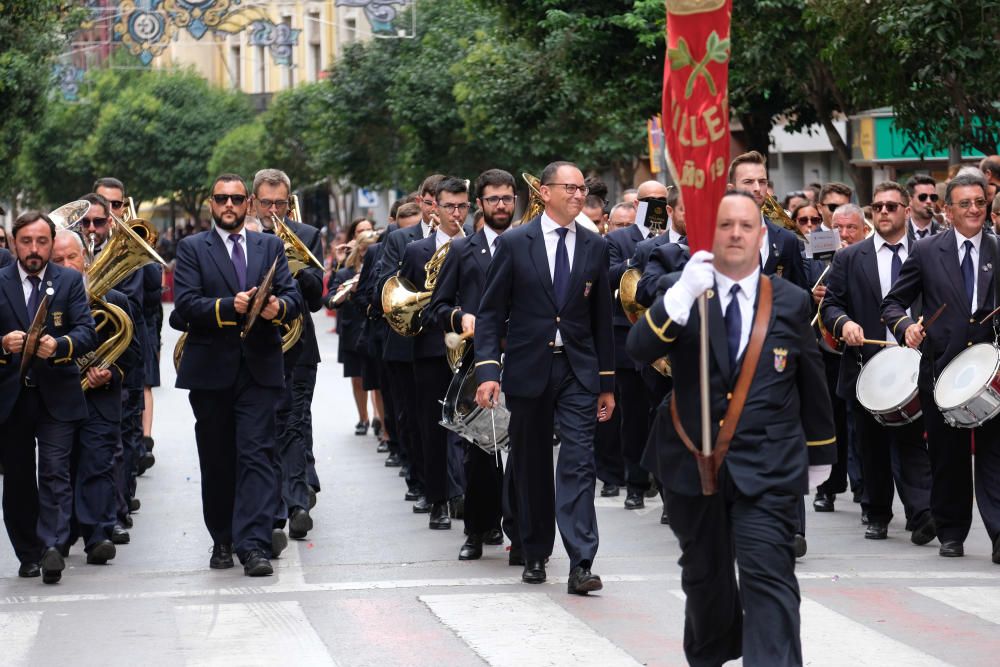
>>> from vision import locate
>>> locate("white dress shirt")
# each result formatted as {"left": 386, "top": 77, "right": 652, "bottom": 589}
{"left": 873, "top": 232, "right": 910, "bottom": 339}
{"left": 759, "top": 217, "right": 771, "bottom": 267}
{"left": 434, "top": 227, "right": 456, "bottom": 251}
{"left": 541, "top": 212, "right": 576, "bottom": 346}
{"left": 956, "top": 228, "right": 982, "bottom": 312}
{"left": 714, "top": 269, "right": 760, "bottom": 360}
{"left": 215, "top": 225, "right": 248, "bottom": 261}
{"left": 421, "top": 220, "right": 432, "bottom": 239}
{"left": 17, "top": 263, "right": 49, "bottom": 308}
{"left": 483, "top": 225, "right": 500, "bottom": 257}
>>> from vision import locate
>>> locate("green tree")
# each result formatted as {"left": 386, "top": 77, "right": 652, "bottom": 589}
{"left": 206, "top": 121, "right": 268, "bottom": 188}
{"left": 263, "top": 83, "right": 340, "bottom": 188}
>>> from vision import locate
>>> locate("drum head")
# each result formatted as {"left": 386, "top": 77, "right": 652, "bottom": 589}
{"left": 856, "top": 346, "right": 920, "bottom": 412}
{"left": 935, "top": 343, "right": 1000, "bottom": 410}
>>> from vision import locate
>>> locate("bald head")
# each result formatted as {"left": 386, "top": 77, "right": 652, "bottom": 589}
{"left": 635, "top": 180, "right": 669, "bottom": 201}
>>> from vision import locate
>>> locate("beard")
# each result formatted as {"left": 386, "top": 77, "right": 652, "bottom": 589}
{"left": 484, "top": 209, "right": 512, "bottom": 231}
{"left": 213, "top": 210, "right": 246, "bottom": 231}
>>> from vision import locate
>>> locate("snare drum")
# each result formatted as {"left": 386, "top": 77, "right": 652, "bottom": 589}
{"left": 934, "top": 343, "right": 1000, "bottom": 428}
{"left": 856, "top": 346, "right": 922, "bottom": 426}
{"left": 440, "top": 348, "right": 511, "bottom": 454}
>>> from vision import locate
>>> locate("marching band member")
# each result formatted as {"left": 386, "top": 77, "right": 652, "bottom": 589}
{"left": 881, "top": 171, "right": 1000, "bottom": 564}
{"left": 173, "top": 173, "right": 302, "bottom": 577}
{"left": 475, "top": 161, "right": 615, "bottom": 594}
{"left": 0, "top": 211, "right": 97, "bottom": 583}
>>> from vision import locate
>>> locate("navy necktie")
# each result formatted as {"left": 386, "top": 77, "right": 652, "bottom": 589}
{"left": 553, "top": 227, "right": 570, "bottom": 308}
{"left": 230, "top": 234, "right": 247, "bottom": 292}
{"left": 917, "top": 228, "right": 928, "bottom": 239}
{"left": 886, "top": 243, "right": 902, "bottom": 287}
{"left": 725, "top": 284, "right": 742, "bottom": 367}
{"left": 961, "top": 240, "right": 974, "bottom": 309}
{"left": 26, "top": 275, "right": 41, "bottom": 321}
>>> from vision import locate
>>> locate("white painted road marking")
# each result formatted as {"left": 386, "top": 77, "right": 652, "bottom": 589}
{"left": 421, "top": 592, "right": 642, "bottom": 667}
{"left": 912, "top": 586, "right": 1000, "bottom": 624}
{"left": 0, "top": 610, "right": 42, "bottom": 666}
{"left": 173, "top": 601, "right": 336, "bottom": 666}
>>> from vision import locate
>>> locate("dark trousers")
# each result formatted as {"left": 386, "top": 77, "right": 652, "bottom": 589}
{"left": 118, "top": 387, "right": 144, "bottom": 508}
{"left": 818, "top": 353, "right": 850, "bottom": 496}
{"left": 464, "top": 445, "right": 503, "bottom": 535}
{"left": 189, "top": 363, "right": 281, "bottom": 557}
{"left": 666, "top": 468, "right": 802, "bottom": 667}
{"left": 0, "top": 388, "right": 76, "bottom": 562}
{"left": 413, "top": 357, "right": 452, "bottom": 504}
{"left": 386, "top": 360, "right": 423, "bottom": 489}
{"left": 74, "top": 401, "right": 118, "bottom": 549}
{"left": 919, "top": 387, "right": 1000, "bottom": 545}
{"left": 506, "top": 353, "right": 598, "bottom": 569}
{"left": 595, "top": 406, "right": 624, "bottom": 486}
{"left": 850, "top": 399, "right": 931, "bottom": 526}
{"left": 284, "top": 363, "right": 316, "bottom": 512}
{"left": 501, "top": 451, "right": 521, "bottom": 550}
{"left": 377, "top": 357, "right": 402, "bottom": 459}
{"left": 618, "top": 367, "right": 652, "bottom": 493}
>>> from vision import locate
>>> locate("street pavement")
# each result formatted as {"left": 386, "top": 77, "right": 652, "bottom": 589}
{"left": 1, "top": 306, "right": 999, "bottom": 666}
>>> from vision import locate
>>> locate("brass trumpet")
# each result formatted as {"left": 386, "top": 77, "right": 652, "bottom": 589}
{"left": 618, "top": 267, "right": 645, "bottom": 324}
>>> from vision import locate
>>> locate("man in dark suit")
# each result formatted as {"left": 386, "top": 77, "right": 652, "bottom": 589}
{"left": 475, "top": 160, "right": 615, "bottom": 594}
{"left": 0, "top": 247, "right": 12, "bottom": 267}
{"left": 173, "top": 173, "right": 302, "bottom": 577}
{"left": 881, "top": 171, "right": 1000, "bottom": 564}
{"left": 252, "top": 169, "right": 324, "bottom": 542}
{"left": 427, "top": 169, "right": 517, "bottom": 560}
{"left": 0, "top": 211, "right": 97, "bottom": 583}
{"left": 728, "top": 151, "right": 808, "bottom": 291}
{"left": 51, "top": 226, "right": 141, "bottom": 564}
{"left": 905, "top": 174, "right": 943, "bottom": 242}
{"left": 821, "top": 181, "right": 933, "bottom": 543}
{"left": 627, "top": 191, "right": 836, "bottom": 666}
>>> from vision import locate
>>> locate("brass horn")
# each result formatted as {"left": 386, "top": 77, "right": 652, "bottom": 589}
{"left": 382, "top": 275, "right": 431, "bottom": 337}
{"left": 78, "top": 299, "right": 134, "bottom": 390}
{"left": 88, "top": 216, "right": 167, "bottom": 302}
{"left": 50, "top": 200, "right": 91, "bottom": 230}
{"left": 618, "top": 267, "right": 646, "bottom": 324}
{"left": 271, "top": 214, "right": 322, "bottom": 276}
{"left": 519, "top": 173, "right": 545, "bottom": 226}
{"left": 762, "top": 193, "right": 805, "bottom": 241}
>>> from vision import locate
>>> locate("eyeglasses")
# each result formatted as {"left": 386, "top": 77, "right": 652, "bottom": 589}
{"left": 542, "top": 183, "right": 589, "bottom": 196}
{"left": 107, "top": 200, "right": 125, "bottom": 209}
{"left": 916, "top": 193, "right": 939, "bottom": 203}
{"left": 824, "top": 203, "right": 842, "bottom": 213}
{"left": 953, "top": 198, "right": 988, "bottom": 210}
{"left": 481, "top": 195, "right": 516, "bottom": 206}
{"left": 82, "top": 217, "right": 109, "bottom": 228}
{"left": 421, "top": 199, "right": 435, "bottom": 207}
{"left": 796, "top": 216, "right": 823, "bottom": 225}
{"left": 438, "top": 203, "right": 471, "bottom": 213}
{"left": 871, "top": 201, "right": 902, "bottom": 213}
{"left": 257, "top": 199, "right": 289, "bottom": 209}
{"left": 212, "top": 194, "right": 247, "bottom": 206}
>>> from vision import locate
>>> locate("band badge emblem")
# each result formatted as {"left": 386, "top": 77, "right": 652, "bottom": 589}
{"left": 773, "top": 347, "right": 788, "bottom": 373}
{"left": 53, "top": 311, "right": 64, "bottom": 327}
{"left": 984, "top": 262, "right": 993, "bottom": 273}
{"left": 584, "top": 281, "right": 592, "bottom": 298}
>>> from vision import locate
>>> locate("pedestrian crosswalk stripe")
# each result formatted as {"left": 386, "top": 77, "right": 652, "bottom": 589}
{"left": 0, "top": 611, "right": 42, "bottom": 666}
{"left": 912, "top": 586, "right": 1000, "bottom": 624}
{"left": 421, "top": 592, "right": 643, "bottom": 667}
{"left": 173, "top": 601, "right": 336, "bottom": 666}
{"left": 670, "top": 592, "right": 952, "bottom": 666}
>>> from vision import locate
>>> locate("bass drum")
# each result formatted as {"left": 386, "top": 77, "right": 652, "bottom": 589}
{"left": 440, "top": 347, "right": 511, "bottom": 454}
{"left": 855, "top": 345, "right": 921, "bottom": 426}
{"left": 934, "top": 343, "right": 1000, "bottom": 429}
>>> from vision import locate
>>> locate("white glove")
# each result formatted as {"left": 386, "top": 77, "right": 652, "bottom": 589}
{"left": 662, "top": 250, "right": 715, "bottom": 324}
{"left": 807, "top": 464, "right": 832, "bottom": 492}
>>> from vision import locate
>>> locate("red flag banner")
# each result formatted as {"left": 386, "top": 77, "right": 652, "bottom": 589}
{"left": 662, "top": 0, "right": 732, "bottom": 254}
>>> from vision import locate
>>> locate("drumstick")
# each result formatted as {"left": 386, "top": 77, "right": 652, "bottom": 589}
{"left": 444, "top": 330, "right": 473, "bottom": 349}
{"left": 979, "top": 304, "right": 1000, "bottom": 324}
{"left": 842, "top": 337, "right": 897, "bottom": 346}
{"left": 922, "top": 303, "right": 947, "bottom": 331}
{"left": 811, "top": 264, "right": 832, "bottom": 292}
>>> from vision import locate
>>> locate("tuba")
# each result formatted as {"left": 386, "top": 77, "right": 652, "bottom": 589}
{"left": 519, "top": 173, "right": 545, "bottom": 226}
{"left": 51, "top": 200, "right": 91, "bottom": 230}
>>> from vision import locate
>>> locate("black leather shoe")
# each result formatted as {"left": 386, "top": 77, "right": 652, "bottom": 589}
{"left": 404, "top": 488, "right": 423, "bottom": 501}
{"left": 271, "top": 528, "right": 288, "bottom": 558}
{"left": 376, "top": 440, "right": 390, "bottom": 453}
{"left": 449, "top": 496, "right": 465, "bottom": 520}
{"left": 243, "top": 550, "right": 273, "bottom": 577}
{"left": 939, "top": 540, "right": 964, "bottom": 557}
{"left": 861, "top": 509, "right": 870, "bottom": 525}
{"left": 624, "top": 493, "right": 644, "bottom": 510}
{"left": 210, "top": 543, "right": 234, "bottom": 569}
{"left": 865, "top": 521, "right": 888, "bottom": 540}
{"left": 794, "top": 534, "right": 807, "bottom": 558}
{"left": 122, "top": 514, "right": 134, "bottom": 528}
{"left": 355, "top": 420, "right": 369, "bottom": 435}
{"left": 289, "top": 508, "right": 313, "bottom": 539}
{"left": 137, "top": 451, "right": 155, "bottom": 476}
{"left": 142, "top": 435, "right": 154, "bottom": 453}
{"left": 372, "top": 417, "right": 382, "bottom": 437}
{"left": 129, "top": 497, "right": 141, "bottom": 513}
{"left": 111, "top": 525, "right": 130, "bottom": 544}
{"left": 483, "top": 528, "right": 504, "bottom": 546}
{"left": 508, "top": 546, "right": 525, "bottom": 567}
{"left": 600, "top": 483, "right": 620, "bottom": 498}
{"left": 522, "top": 560, "right": 546, "bottom": 583}
{"left": 412, "top": 496, "right": 431, "bottom": 513}
{"left": 459, "top": 534, "right": 483, "bottom": 560}
{"left": 567, "top": 566, "right": 603, "bottom": 595}
{"left": 86, "top": 540, "right": 116, "bottom": 565}
{"left": 993, "top": 534, "right": 1000, "bottom": 565}
{"left": 660, "top": 508, "right": 670, "bottom": 525}
{"left": 41, "top": 548, "right": 64, "bottom": 584}
{"left": 813, "top": 493, "right": 835, "bottom": 512}
{"left": 384, "top": 452, "right": 402, "bottom": 467}
{"left": 852, "top": 488, "right": 864, "bottom": 504}
{"left": 911, "top": 514, "right": 936, "bottom": 546}
{"left": 18, "top": 562, "right": 40, "bottom": 578}
{"left": 429, "top": 502, "right": 452, "bottom": 530}
{"left": 398, "top": 465, "right": 408, "bottom": 478}
{"left": 308, "top": 487, "right": 317, "bottom": 510}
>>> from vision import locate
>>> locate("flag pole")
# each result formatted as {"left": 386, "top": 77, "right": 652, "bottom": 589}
{"left": 698, "top": 293, "right": 711, "bottom": 457}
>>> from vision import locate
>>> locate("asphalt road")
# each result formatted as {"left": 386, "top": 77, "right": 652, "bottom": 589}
{"left": 1, "top": 307, "right": 998, "bottom": 666}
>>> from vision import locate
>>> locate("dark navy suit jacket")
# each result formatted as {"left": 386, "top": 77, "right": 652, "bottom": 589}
{"left": 173, "top": 229, "right": 301, "bottom": 390}
{"left": 763, "top": 219, "right": 808, "bottom": 290}
{"left": 906, "top": 218, "right": 942, "bottom": 244}
{"left": 427, "top": 228, "right": 493, "bottom": 332}
{"left": 881, "top": 228, "right": 999, "bottom": 391}
{"left": 86, "top": 288, "right": 142, "bottom": 422}
{"left": 0, "top": 248, "right": 12, "bottom": 268}
{"left": 627, "top": 272, "right": 836, "bottom": 496}
{"left": 636, "top": 242, "right": 691, "bottom": 308}
{"left": 0, "top": 261, "right": 97, "bottom": 423}
{"left": 279, "top": 218, "right": 324, "bottom": 367}
{"left": 373, "top": 225, "right": 423, "bottom": 364}
{"left": 475, "top": 216, "right": 615, "bottom": 398}
{"left": 328, "top": 266, "right": 364, "bottom": 352}
{"left": 401, "top": 234, "right": 447, "bottom": 360}
{"left": 606, "top": 224, "right": 647, "bottom": 369}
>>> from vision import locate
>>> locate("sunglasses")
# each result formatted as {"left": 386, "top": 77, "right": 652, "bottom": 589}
{"left": 796, "top": 216, "right": 823, "bottom": 225}
{"left": 916, "top": 193, "right": 939, "bottom": 203}
{"left": 871, "top": 201, "right": 902, "bottom": 213}
{"left": 824, "top": 203, "right": 842, "bottom": 213}
{"left": 257, "top": 199, "right": 289, "bottom": 209}
{"left": 107, "top": 200, "right": 125, "bottom": 209}
{"left": 82, "top": 217, "right": 109, "bottom": 228}
{"left": 212, "top": 194, "right": 247, "bottom": 205}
